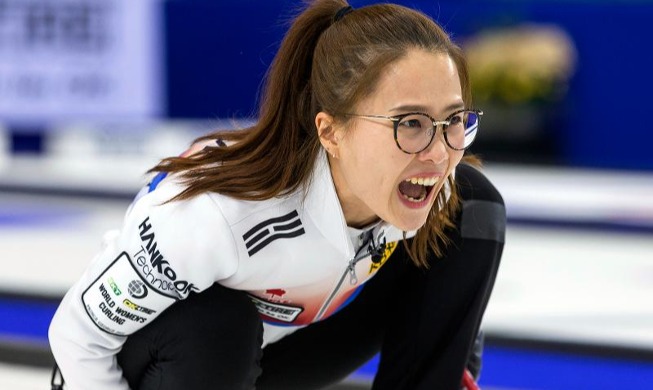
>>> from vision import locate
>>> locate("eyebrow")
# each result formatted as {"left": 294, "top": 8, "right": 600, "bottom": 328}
{"left": 389, "top": 102, "right": 465, "bottom": 116}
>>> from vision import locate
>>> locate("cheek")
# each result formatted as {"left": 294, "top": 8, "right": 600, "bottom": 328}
{"left": 343, "top": 137, "right": 401, "bottom": 197}
{"left": 341, "top": 123, "right": 415, "bottom": 202}
{"left": 364, "top": 156, "right": 407, "bottom": 210}
{"left": 347, "top": 149, "right": 384, "bottom": 189}
{"left": 448, "top": 150, "right": 465, "bottom": 172}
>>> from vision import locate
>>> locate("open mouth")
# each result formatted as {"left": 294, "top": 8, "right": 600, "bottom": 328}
{"left": 398, "top": 177, "right": 439, "bottom": 203}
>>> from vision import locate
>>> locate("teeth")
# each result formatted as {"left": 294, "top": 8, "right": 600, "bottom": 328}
{"left": 401, "top": 193, "right": 427, "bottom": 202}
{"left": 405, "top": 177, "right": 439, "bottom": 186}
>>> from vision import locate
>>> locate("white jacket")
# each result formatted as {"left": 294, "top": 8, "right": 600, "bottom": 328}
{"left": 49, "top": 151, "right": 415, "bottom": 390}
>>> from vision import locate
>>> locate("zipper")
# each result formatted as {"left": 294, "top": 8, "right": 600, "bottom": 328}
{"left": 314, "top": 232, "right": 385, "bottom": 321}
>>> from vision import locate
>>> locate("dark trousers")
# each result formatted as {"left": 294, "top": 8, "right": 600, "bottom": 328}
{"left": 117, "top": 164, "right": 505, "bottom": 390}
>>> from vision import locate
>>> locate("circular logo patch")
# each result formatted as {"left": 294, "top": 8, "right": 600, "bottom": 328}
{"left": 128, "top": 280, "right": 148, "bottom": 299}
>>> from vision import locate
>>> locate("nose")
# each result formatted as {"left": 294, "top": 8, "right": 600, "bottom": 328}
{"left": 416, "top": 129, "right": 448, "bottom": 165}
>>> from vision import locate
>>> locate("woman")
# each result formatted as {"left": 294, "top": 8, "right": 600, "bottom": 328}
{"left": 49, "top": 1, "right": 505, "bottom": 389}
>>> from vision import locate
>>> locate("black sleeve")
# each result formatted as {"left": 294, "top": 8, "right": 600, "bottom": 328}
{"left": 373, "top": 163, "right": 505, "bottom": 389}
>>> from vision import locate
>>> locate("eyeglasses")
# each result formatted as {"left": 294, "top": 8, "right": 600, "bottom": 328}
{"left": 342, "top": 109, "right": 482, "bottom": 154}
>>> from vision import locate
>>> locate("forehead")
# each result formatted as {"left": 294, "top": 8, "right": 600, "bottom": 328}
{"left": 358, "top": 50, "right": 462, "bottom": 115}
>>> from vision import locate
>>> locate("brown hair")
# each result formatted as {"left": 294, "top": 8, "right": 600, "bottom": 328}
{"left": 151, "top": 0, "right": 477, "bottom": 267}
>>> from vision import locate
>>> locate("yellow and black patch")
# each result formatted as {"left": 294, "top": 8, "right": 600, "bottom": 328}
{"left": 369, "top": 241, "right": 397, "bottom": 274}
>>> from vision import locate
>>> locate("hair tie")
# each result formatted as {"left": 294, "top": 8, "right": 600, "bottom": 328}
{"left": 333, "top": 6, "right": 353, "bottom": 23}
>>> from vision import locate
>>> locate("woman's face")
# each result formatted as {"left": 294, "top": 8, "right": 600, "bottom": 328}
{"left": 320, "top": 49, "right": 465, "bottom": 231}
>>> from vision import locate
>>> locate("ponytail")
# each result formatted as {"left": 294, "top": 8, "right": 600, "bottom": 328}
{"left": 151, "top": 0, "right": 349, "bottom": 201}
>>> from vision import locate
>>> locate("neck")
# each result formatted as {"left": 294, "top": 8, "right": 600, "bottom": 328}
{"left": 327, "top": 155, "right": 380, "bottom": 229}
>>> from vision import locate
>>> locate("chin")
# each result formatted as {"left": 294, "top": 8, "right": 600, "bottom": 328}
{"left": 390, "top": 214, "right": 429, "bottom": 232}
{"left": 386, "top": 194, "right": 439, "bottom": 231}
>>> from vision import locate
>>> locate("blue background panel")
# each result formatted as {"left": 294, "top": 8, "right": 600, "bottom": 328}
{"left": 164, "top": 0, "right": 653, "bottom": 171}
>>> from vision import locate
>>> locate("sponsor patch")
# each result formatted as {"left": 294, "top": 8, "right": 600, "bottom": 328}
{"left": 82, "top": 252, "right": 177, "bottom": 336}
{"left": 136, "top": 217, "right": 198, "bottom": 297}
{"left": 249, "top": 295, "right": 303, "bottom": 323}
{"left": 369, "top": 241, "right": 397, "bottom": 274}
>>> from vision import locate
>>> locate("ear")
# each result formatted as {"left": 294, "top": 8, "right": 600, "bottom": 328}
{"left": 315, "top": 111, "right": 342, "bottom": 158}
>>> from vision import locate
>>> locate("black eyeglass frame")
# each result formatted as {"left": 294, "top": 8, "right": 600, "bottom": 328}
{"left": 341, "top": 109, "right": 483, "bottom": 154}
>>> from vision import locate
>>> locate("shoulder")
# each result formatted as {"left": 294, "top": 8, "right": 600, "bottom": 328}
{"left": 124, "top": 180, "right": 241, "bottom": 286}
{"left": 455, "top": 163, "right": 504, "bottom": 206}
{"left": 130, "top": 179, "right": 227, "bottom": 233}
{"left": 454, "top": 164, "right": 506, "bottom": 243}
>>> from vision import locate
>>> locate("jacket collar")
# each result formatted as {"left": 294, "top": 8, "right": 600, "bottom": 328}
{"left": 304, "top": 150, "right": 354, "bottom": 258}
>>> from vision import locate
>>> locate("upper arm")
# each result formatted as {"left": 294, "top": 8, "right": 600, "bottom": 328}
{"left": 455, "top": 164, "right": 506, "bottom": 244}
{"left": 49, "top": 183, "right": 239, "bottom": 389}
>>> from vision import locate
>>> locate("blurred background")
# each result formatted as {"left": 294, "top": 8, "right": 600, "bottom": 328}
{"left": 0, "top": 0, "right": 652, "bottom": 389}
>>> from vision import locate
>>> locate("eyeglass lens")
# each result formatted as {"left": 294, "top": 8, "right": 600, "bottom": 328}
{"left": 396, "top": 110, "right": 479, "bottom": 152}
